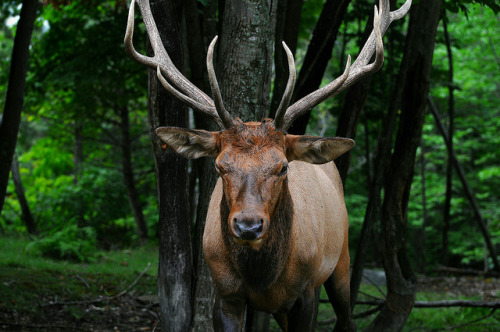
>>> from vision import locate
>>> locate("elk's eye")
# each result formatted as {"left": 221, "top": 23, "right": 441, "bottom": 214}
{"left": 279, "top": 164, "right": 288, "bottom": 176}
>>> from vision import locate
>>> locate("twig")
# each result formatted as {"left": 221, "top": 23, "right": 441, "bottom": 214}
{"left": 113, "top": 262, "right": 152, "bottom": 298}
{"left": 434, "top": 265, "right": 500, "bottom": 277}
{"left": 353, "top": 304, "right": 384, "bottom": 319}
{"left": 44, "top": 262, "right": 152, "bottom": 306}
{"left": 358, "top": 290, "right": 385, "bottom": 301}
{"left": 75, "top": 274, "right": 90, "bottom": 290}
{"left": 317, "top": 304, "right": 384, "bottom": 326}
{"left": 361, "top": 272, "right": 387, "bottom": 297}
{"left": 320, "top": 290, "right": 383, "bottom": 304}
{"left": 444, "top": 308, "right": 497, "bottom": 330}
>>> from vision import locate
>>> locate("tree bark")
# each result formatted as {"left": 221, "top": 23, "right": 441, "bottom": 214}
{"left": 180, "top": 1, "right": 219, "bottom": 329}
{"left": 428, "top": 96, "right": 500, "bottom": 272}
{"left": 119, "top": 105, "right": 148, "bottom": 243}
{"left": 148, "top": 0, "right": 192, "bottom": 330}
{"left": 10, "top": 154, "right": 37, "bottom": 235}
{"left": 366, "top": 2, "right": 442, "bottom": 330}
{"left": 0, "top": 0, "right": 38, "bottom": 216}
{"left": 288, "top": 0, "right": 351, "bottom": 134}
{"left": 191, "top": 157, "right": 218, "bottom": 332}
{"left": 218, "top": 0, "right": 277, "bottom": 121}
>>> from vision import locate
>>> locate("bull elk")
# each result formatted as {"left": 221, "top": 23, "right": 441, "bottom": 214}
{"left": 125, "top": 0, "right": 411, "bottom": 330}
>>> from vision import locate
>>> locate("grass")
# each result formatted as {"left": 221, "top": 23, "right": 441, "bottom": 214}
{"left": 0, "top": 236, "right": 159, "bottom": 329}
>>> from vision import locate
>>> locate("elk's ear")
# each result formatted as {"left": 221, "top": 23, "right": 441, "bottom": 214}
{"left": 285, "top": 135, "right": 355, "bottom": 164}
{"left": 156, "top": 127, "right": 220, "bottom": 159}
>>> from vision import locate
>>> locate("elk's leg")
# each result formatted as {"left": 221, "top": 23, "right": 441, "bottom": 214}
{"left": 285, "top": 284, "right": 318, "bottom": 332}
{"left": 213, "top": 295, "right": 246, "bottom": 332}
{"left": 324, "top": 235, "right": 356, "bottom": 332}
{"left": 272, "top": 312, "right": 288, "bottom": 331}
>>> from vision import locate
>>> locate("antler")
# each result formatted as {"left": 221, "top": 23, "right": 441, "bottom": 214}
{"left": 274, "top": 0, "right": 412, "bottom": 132}
{"left": 124, "top": 0, "right": 235, "bottom": 129}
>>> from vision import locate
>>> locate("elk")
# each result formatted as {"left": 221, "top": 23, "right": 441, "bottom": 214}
{"left": 125, "top": 0, "right": 411, "bottom": 330}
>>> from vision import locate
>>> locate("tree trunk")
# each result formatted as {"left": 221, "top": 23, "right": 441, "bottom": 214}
{"left": 218, "top": 0, "right": 277, "bottom": 121}
{"left": 148, "top": 0, "right": 192, "bottom": 330}
{"left": 179, "top": 1, "right": 220, "bottom": 329}
{"left": 10, "top": 154, "right": 37, "bottom": 235}
{"left": 119, "top": 105, "right": 148, "bottom": 243}
{"left": 269, "top": 0, "right": 304, "bottom": 118}
{"left": 349, "top": 73, "right": 401, "bottom": 312}
{"left": 288, "top": 0, "right": 351, "bottom": 134}
{"left": 441, "top": 15, "right": 455, "bottom": 266}
{"left": 366, "top": 1, "right": 442, "bottom": 330}
{"left": 417, "top": 140, "right": 427, "bottom": 273}
{"left": 0, "top": 0, "right": 38, "bottom": 216}
{"left": 191, "top": 157, "right": 218, "bottom": 332}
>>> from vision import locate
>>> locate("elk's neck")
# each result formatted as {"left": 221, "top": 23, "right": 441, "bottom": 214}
{"left": 220, "top": 181, "right": 293, "bottom": 292}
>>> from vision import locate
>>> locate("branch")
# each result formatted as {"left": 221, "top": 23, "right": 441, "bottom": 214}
{"left": 434, "top": 265, "right": 500, "bottom": 278}
{"left": 317, "top": 304, "right": 384, "bottom": 326}
{"left": 357, "top": 299, "right": 500, "bottom": 308}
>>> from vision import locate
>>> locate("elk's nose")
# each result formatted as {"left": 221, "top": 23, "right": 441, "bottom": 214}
{"left": 233, "top": 217, "right": 263, "bottom": 241}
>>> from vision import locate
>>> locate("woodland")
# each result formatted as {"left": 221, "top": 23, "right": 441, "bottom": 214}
{"left": 0, "top": 0, "right": 499, "bottom": 331}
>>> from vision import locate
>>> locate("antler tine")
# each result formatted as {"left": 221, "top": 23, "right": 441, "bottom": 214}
{"left": 156, "top": 67, "right": 225, "bottom": 128}
{"left": 207, "top": 36, "right": 236, "bottom": 129}
{"left": 125, "top": 0, "right": 232, "bottom": 128}
{"left": 273, "top": 41, "right": 297, "bottom": 131}
{"left": 278, "top": 0, "right": 412, "bottom": 132}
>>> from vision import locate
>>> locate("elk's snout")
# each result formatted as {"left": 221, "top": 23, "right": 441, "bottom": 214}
{"left": 234, "top": 217, "right": 263, "bottom": 240}
{"left": 229, "top": 210, "right": 269, "bottom": 246}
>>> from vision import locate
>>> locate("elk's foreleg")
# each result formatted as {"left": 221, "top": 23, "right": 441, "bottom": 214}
{"left": 324, "top": 235, "right": 356, "bottom": 332}
{"left": 213, "top": 295, "right": 246, "bottom": 332}
{"left": 284, "top": 284, "right": 319, "bottom": 332}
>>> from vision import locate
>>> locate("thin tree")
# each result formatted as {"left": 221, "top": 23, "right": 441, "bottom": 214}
{"left": 441, "top": 14, "right": 455, "bottom": 266}
{"left": 10, "top": 154, "right": 37, "bottom": 235}
{"left": 287, "top": 0, "right": 351, "bottom": 134}
{"left": 366, "top": 1, "right": 443, "bottom": 330}
{"left": 0, "top": 0, "right": 38, "bottom": 216}
{"left": 428, "top": 96, "right": 500, "bottom": 272}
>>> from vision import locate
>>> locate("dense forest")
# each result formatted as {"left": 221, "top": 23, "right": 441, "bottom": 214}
{"left": 0, "top": 0, "right": 499, "bottom": 330}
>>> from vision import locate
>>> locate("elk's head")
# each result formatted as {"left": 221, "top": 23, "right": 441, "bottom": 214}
{"left": 156, "top": 120, "right": 353, "bottom": 250}
{"left": 125, "top": 0, "right": 410, "bottom": 249}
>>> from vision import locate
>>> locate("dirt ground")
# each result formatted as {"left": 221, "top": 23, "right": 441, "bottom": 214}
{"left": 0, "top": 291, "right": 160, "bottom": 332}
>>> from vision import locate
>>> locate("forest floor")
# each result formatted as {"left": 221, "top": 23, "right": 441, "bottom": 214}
{"left": 1, "top": 237, "right": 499, "bottom": 331}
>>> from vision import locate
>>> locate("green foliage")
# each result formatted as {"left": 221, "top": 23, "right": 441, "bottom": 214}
{"left": 1, "top": 0, "right": 155, "bottom": 248}
{"left": 25, "top": 224, "right": 97, "bottom": 262}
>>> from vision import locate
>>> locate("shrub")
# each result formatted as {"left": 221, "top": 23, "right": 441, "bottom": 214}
{"left": 25, "top": 224, "right": 98, "bottom": 262}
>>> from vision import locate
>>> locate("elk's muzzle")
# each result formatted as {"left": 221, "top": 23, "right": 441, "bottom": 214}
{"left": 229, "top": 210, "right": 269, "bottom": 247}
